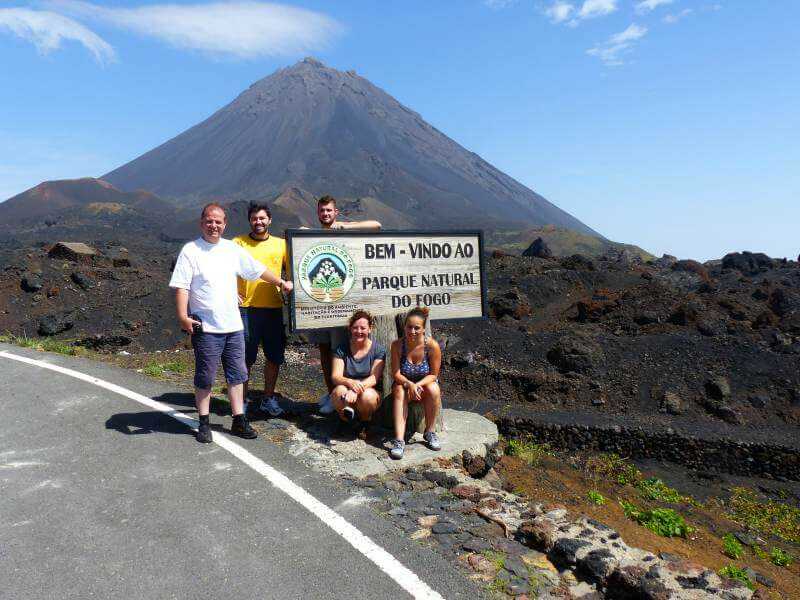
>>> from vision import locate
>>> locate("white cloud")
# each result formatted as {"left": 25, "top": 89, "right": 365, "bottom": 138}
{"left": 545, "top": 1, "right": 575, "bottom": 24}
{"left": 0, "top": 7, "right": 114, "bottom": 64}
{"left": 547, "top": 0, "right": 616, "bottom": 26}
{"left": 663, "top": 8, "right": 693, "bottom": 24}
{"left": 635, "top": 0, "right": 674, "bottom": 14}
{"left": 44, "top": 1, "right": 342, "bottom": 59}
{"left": 587, "top": 23, "right": 647, "bottom": 66}
{"left": 577, "top": 0, "right": 617, "bottom": 20}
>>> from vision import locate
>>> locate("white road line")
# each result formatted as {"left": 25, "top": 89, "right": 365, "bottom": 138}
{"left": 0, "top": 350, "right": 445, "bottom": 600}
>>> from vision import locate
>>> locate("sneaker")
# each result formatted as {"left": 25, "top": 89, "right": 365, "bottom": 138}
{"left": 389, "top": 439, "right": 405, "bottom": 460}
{"left": 342, "top": 406, "right": 355, "bottom": 423}
{"left": 423, "top": 431, "right": 441, "bottom": 451}
{"left": 260, "top": 395, "right": 284, "bottom": 417}
{"left": 230, "top": 415, "right": 258, "bottom": 439}
{"left": 318, "top": 393, "right": 335, "bottom": 415}
{"left": 196, "top": 421, "right": 213, "bottom": 444}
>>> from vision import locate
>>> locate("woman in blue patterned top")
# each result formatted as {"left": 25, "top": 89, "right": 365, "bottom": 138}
{"left": 331, "top": 310, "right": 386, "bottom": 431}
{"left": 388, "top": 307, "right": 442, "bottom": 459}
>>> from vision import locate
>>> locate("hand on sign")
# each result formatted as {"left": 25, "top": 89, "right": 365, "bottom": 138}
{"left": 280, "top": 279, "right": 293, "bottom": 294}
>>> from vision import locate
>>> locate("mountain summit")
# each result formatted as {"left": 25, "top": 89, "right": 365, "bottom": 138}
{"left": 104, "top": 57, "right": 595, "bottom": 233}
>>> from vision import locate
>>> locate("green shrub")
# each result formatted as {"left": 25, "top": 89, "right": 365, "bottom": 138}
{"left": 142, "top": 362, "right": 164, "bottom": 377}
{"left": 481, "top": 549, "right": 506, "bottom": 570}
{"left": 506, "top": 438, "right": 554, "bottom": 466}
{"left": 142, "top": 360, "right": 188, "bottom": 378}
{"left": 722, "top": 533, "right": 744, "bottom": 559}
{"left": 752, "top": 545, "right": 768, "bottom": 560}
{"left": 587, "top": 453, "right": 642, "bottom": 486}
{"left": 718, "top": 565, "right": 754, "bottom": 590}
{"left": 587, "top": 490, "right": 606, "bottom": 505}
{"left": 1, "top": 333, "right": 79, "bottom": 356}
{"left": 637, "top": 477, "right": 696, "bottom": 505}
{"left": 620, "top": 500, "right": 693, "bottom": 538}
{"left": 727, "top": 487, "right": 800, "bottom": 544}
{"left": 161, "top": 360, "right": 187, "bottom": 374}
{"left": 770, "top": 547, "right": 793, "bottom": 567}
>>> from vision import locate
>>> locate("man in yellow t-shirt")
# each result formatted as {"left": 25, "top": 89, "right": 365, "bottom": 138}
{"left": 234, "top": 202, "right": 289, "bottom": 417}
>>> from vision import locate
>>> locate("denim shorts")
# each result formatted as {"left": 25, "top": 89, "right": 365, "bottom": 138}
{"left": 239, "top": 307, "right": 285, "bottom": 367}
{"left": 191, "top": 330, "right": 248, "bottom": 390}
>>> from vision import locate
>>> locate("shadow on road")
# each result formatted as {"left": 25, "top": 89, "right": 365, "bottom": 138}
{"left": 105, "top": 411, "right": 193, "bottom": 436}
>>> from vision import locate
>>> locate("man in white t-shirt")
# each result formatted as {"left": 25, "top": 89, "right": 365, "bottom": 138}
{"left": 169, "top": 203, "right": 293, "bottom": 443}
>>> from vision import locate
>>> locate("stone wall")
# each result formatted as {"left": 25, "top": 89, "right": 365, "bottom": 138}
{"left": 498, "top": 417, "right": 800, "bottom": 481}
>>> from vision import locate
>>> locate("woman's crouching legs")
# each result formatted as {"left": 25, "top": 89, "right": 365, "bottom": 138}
{"left": 421, "top": 381, "right": 441, "bottom": 434}
{"left": 392, "top": 384, "right": 409, "bottom": 441}
{"left": 331, "top": 384, "right": 349, "bottom": 420}
{"left": 355, "top": 387, "right": 380, "bottom": 422}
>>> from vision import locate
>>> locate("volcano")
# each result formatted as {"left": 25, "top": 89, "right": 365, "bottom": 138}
{"left": 103, "top": 58, "right": 596, "bottom": 234}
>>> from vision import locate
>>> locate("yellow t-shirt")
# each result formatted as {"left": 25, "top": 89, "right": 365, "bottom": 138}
{"left": 233, "top": 234, "right": 288, "bottom": 308}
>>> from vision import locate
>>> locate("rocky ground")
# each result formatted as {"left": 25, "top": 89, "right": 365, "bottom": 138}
{"left": 2, "top": 238, "right": 799, "bottom": 597}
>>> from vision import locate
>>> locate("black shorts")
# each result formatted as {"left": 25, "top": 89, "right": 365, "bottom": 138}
{"left": 239, "top": 307, "right": 286, "bottom": 367}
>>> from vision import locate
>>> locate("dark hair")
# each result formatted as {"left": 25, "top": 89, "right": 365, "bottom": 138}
{"left": 200, "top": 202, "right": 226, "bottom": 220}
{"left": 348, "top": 309, "right": 374, "bottom": 328}
{"left": 405, "top": 307, "right": 430, "bottom": 326}
{"left": 317, "top": 195, "right": 337, "bottom": 208}
{"left": 247, "top": 201, "right": 271, "bottom": 219}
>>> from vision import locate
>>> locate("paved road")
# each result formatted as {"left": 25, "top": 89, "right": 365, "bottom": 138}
{"left": 0, "top": 343, "right": 478, "bottom": 600}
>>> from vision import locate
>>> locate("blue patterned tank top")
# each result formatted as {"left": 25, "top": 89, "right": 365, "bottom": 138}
{"left": 400, "top": 337, "right": 431, "bottom": 383}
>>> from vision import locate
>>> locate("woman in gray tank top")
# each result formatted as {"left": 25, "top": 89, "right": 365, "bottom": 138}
{"left": 330, "top": 310, "right": 386, "bottom": 431}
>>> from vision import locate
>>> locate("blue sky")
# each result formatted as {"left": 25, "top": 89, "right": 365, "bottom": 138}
{"left": 1, "top": 1, "right": 798, "bottom": 261}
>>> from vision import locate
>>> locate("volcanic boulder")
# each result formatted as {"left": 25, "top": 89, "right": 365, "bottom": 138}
{"left": 48, "top": 242, "right": 98, "bottom": 264}
{"left": 547, "top": 333, "right": 605, "bottom": 374}
{"left": 20, "top": 273, "right": 43, "bottom": 293}
{"left": 722, "top": 251, "right": 774, "bottom": 275}
{"left": 38, "top": 314, "right": 74, "bottom": 336}
{"left": 490, "top": 289, "right": 531, "bottom": 320}
{"left": 522, "top": 237, "right": 553, "bottom": 259}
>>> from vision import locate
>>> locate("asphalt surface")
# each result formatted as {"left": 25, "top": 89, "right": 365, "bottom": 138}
{"left": 0, "top": 343, "right": 480, "bottom": 600}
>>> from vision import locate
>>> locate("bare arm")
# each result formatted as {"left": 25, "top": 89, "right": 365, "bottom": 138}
{"left": 259, "top": 269, "right": 293, "bottom": 293}
{"left": 414, "top": 339, "right": 441, "bottom": 387}
{"left": 174, "top": 288, "right": 200, "bottom": 334}
{"left": 331, "top": 356, "right": 348, "bottom": 387}
{"left": 362, "top": 359, "right": 384, "bottom": 390}
{"left": 391, "top": 339, "right": 406, "bottom": 386}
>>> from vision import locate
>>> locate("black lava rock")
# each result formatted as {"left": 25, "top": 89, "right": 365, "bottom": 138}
{"left": 71, "top": 272, "right": 94, "bottom": 290}
{"left": 522, "top": 237, "right": 553, "bottom": 259}
{"left": 722, "top": 251, "right": 774, "bottom": 275}
{"left": 547, "top": 334, "right": 605, "bottom": 374}
{"left": 37, "top": 314, "right": 74, "bottom": 336}
{"left": 20, "top": 273, "right": 43, "bottom": 293}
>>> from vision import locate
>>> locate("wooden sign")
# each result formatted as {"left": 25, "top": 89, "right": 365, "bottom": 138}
{"left": 286, "top": 230, "right": 487, "bottom": 331}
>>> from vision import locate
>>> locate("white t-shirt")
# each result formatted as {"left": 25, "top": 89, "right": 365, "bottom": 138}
{"left": 169, "top": 237, "right": 265, "bottom": 333}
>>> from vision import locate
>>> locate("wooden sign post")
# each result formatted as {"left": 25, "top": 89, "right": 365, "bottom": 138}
{"left": 286, "top": 229, "right": 487, "bottom": 435}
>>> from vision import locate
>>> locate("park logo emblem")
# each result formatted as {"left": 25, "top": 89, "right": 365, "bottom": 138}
{"left": 298, "top": 243, "right": 356, "bottom": 303}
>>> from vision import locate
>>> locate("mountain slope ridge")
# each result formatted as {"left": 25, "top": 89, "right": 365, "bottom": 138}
{"left": 103, "top": 57, "right": 598, "bottom": 235}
